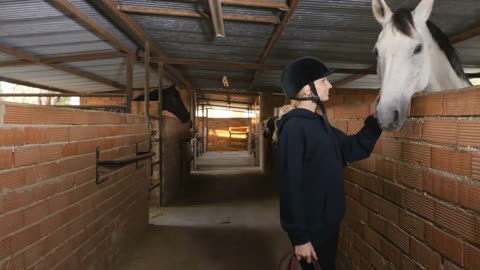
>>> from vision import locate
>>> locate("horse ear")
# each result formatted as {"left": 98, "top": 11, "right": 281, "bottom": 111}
{"left": 372, "top": 0, "right": 392, "bottom": 25}
{"left": 413, "top": 0, "right": 434, "bottom": 22}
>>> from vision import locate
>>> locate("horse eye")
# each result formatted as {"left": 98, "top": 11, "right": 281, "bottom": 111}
{"left": 373, "top": 48, "right": 379, "bottom": 57}
{"left": 414, "top": 44, "right": 423, "bottom": 54}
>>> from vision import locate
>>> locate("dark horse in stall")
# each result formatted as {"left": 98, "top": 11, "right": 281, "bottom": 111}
{"left": 133, "top": 84, "right": 190, "bottom": 123}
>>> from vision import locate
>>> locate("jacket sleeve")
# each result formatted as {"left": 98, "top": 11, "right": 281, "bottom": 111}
{"left": 332, "top": 115, "right": 382, "bottom": 166}
{"left": 277, "top": 121, "right": 310, "bottom": 245}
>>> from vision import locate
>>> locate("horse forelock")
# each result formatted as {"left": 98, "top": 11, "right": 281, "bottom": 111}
{"left": 391, "top": 8, "right": 415, "bottom": 37}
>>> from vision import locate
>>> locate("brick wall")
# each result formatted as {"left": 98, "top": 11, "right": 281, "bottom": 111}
{"left": 0, "top": 102, "right": 150, "bottom": 270}
{"left": 329, "top": 86, "right": 480, "bottom": 270}
{"left": 197, "top": 117, "right": 249, "bottom": 151}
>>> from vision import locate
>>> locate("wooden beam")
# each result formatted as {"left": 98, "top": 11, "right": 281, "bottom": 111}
{"left": 188, "top": 0, "right": 289, "bottom": 10}
{"left": 148, "top": 57, "right": 284, "bottom": 70}
{"left": 89, "top": 0, "right": 192, "bottom": 89}
{"left": 192, "top": 75, "right": 251, "bottom": 82}
{"left": 0, "top": 76, "right": 74, "bottom": 94}
{"left": 0, "top": 51, "right": 124, "bottom": 68}
{"left": 197, "top": 98, "right": 252, "bottom": 105}
{"left": 42, "top": 51, "right": 125, "bottom": 63}
{"left": 196, "top": 88, "right": 260, "bottom": 95}
{"left": 0, "top": 93, "right": 125, "bottom": 97}
{"left": 221, "top": 0, "right": 289, "bottom": 10}
{"left": 144, "top": 42, "right": 150, "bottom": 116}
{"left": 126, "top": 53, "right": 134, "bottom": 113}
{"left": 0, "top": 45, "right": 125, "bottom": 90}
{"left": 52, "top": 104, "right": 126, "bottom": 109}
{"left": 49, "top": 0, "right": 131, "bottom": 53}
{"left": 248, "top": 0, "right": 300, "bottom": 90}
{"left": 117, "top": 5, "right": 281, "bottom": 24}
{"left": 450, "top": 26, "right": 480, "bottom": 44}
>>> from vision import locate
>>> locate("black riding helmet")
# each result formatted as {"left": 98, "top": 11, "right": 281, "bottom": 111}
{"left": 281, "top": 56, "right": 333, "bottom": 100}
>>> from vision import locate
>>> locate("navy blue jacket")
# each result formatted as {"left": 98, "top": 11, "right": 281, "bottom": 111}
{"left": 276, "top": 108, "right": 382, "bottom": 245}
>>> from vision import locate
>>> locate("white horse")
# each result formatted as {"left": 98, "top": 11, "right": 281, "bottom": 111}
{"left": 372, "top": 0, "right": 472, "bottom": 131}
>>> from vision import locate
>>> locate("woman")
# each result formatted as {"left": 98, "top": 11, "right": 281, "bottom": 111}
{"left": 277, "top": 57, "right": 382, "bottom": 270}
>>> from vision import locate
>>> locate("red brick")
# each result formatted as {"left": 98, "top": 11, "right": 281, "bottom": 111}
{"left": 24, "top": 127, "right": 69, "bottom": 144}
{"left": 400, "top": 211, "right": 425, "bottom": 241}
{"left": 24, "top": 240, "right": 48, "bottom": 267}
{"left": 386, "top": 221, "right": 409, "bottom": 253}
{"left": 365, "top": 174, "right": 383, "bottom": 195}
{"left": 70, "top": 126, "right": 108, "bottom": 141}
{"left": 465, "top": 243, "right": 480, "bottom": 270}
{"left": 432, "top": 147, "right": 472, "bottom": 177}
{"left": 425, "top": 224, "right": 463, "bottom": 265}
{"left": 344, "top": 94, "right": 364, "bottom": 104}
{"left": 14, "top": 144, "right": 63, "bottom": 167}
{"left": 11, "top": 225, "right": 42, "bottom": 253}
{"left": 368, "top": 244, "right": 387, "bottom": 270}
{"left": 0, "top": 168, "right": 27, "bottom": 189}
{"left": 474, "top": 154, "right": 480, "bottom": 181}
{"left": 332, "top": 120, "right": 348, "bottom": 133}
{"left": 24, "top": 201, "right": 50, "bottom": 224}
{"left": 0, "top": 128, "right": 24, "bottom": 146}
{"left": 458, "top": 180, "right": 480, "bottom": 211}
{"left": 3, "top": 104, "right": 33, "bottom": 124}
{"left": 381, "top": 139, "right": 401, "bottom": 160}
{"left": 405, "top": 190, "right": 434, "bottom": 221}
{"left": 422, "top": 119, "right": 458, "bottom": 144}
{"left": 402, "top": 254, "right": 423, "bottom": 270}
{"left": 0, "top": 148, "right": 13, "bottom": 170}
{"left": 0, "top": 189, "right": 34, "bottom": 215}
{"left": 363, "top": 225, "right": 381, "bottom": 251}
{"left": 434, "top": 202, "right": 478, "bottom": 243}
{"left": 383, "top": 181, "right": 405, "bottom": 207}
{"left": 410, "top": 237, "right": 442, "bottom": 269}
{"left": 375, "top": 158, "right": 395, "bottom": 181}
{"left": 390, "top": 120, "right": 422, "bottom": 140}
{"left": 0, "top": 211, "right": 25, "bottom": 236}
{"left": 401, "top": 142, "right": 431, "bottom": 167}
{"left": 344, "top": 167, "right": 366, "bottom": 187}
{"left": 48, "top": 192, "right": 73, "bottom": 214}
{"left": 445, "top": 260, "right": 463, "bottom": 270}
{"left": 3, "top": 253, "right": 25, "bottom": 269}
{"left": 347, "top": 120, "right": 364, "bottom": 134}
{"left": 410, "top": 94, "right": 444, "bottom": 116}
{"left": 351, "top": 156, "right": 376, "bottom": 173}
{"left": 442, "top": 87, "right": 480, "bottom": 116}
{"left": 368, "top": 210, "right": 386, "bottom": 235}
{"left": 396, "top": 164, "right": 423, "bottom": 191}
{"left": 0, "top": 238, "right": 11, "bottom": 262}
{"left": 380, "top": 237, "right": 402, "bottom": 267}
{"left": 361, "top": 190, "right": 379, "bottom": 212}
{"left": 458, "top": 120, "right": 480, "bottom": 148}
{"left": 335, "top": 104, "right": 370, "bottom": 119}
{"left": 378, "top": 199, "right": 400, "bottom": 224}
{"left": 423, "top": 171, "right": 458, "bottom": 204}
{"left": 345, "top": 182, "right": 361, "bottom": 201}
{"left": 25, "top": 162, "right": 63, "bottom": 186}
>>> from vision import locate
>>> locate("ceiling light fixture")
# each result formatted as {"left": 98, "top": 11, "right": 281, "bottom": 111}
{"left": 222, "top": 75, "right": 230, "bottom": 87}
{"left": 208, "top": 0, "right": 225, "bottom": 37}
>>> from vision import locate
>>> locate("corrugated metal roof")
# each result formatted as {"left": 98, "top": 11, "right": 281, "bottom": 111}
{"left": 0, "top": 0, "right": 477, "bottom": 94}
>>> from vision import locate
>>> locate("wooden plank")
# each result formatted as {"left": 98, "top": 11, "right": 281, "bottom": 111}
{"left": 0, "top": 51, "right": 124, "bottom": 68}
{"left": 118, "top": 5, "right": 280, "bottom": 24}
{"left": 126, "top": 53, "right": 134, "bottom": 113}
{"left": 149, "top": 57, "right": 284, "bottom": 70}
{"left": 222, "top": 0, "right": 289, "bottom": 10}
{"left": 248, "top": 0, "right": 301, "bottom": 90}
{"left": 333, "top": 73, "right": 369, "bottom": 88}
{"left": 450, "top": 26, "right": 480, "bottom": 44}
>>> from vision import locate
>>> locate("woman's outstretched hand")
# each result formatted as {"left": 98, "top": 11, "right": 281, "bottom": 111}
{"left": 294, "top": 242, "right": 318, "bottom": 263}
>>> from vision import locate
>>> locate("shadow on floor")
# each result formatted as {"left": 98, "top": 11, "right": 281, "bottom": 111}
{"left": 114, "top": 151, "right": 290, "bottom": 270}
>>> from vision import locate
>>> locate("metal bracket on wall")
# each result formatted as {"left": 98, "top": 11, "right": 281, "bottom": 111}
{"left": 96, "top": 146, "right": 156, "bottom": 184}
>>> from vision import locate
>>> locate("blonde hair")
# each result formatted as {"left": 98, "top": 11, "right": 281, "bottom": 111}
{"left": 272, "top": 99, "right": 300, "bottom": 143}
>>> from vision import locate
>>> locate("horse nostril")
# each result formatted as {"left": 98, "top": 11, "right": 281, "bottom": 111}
{"left": 393, "top": 110, "right": 400, "bottom": 123}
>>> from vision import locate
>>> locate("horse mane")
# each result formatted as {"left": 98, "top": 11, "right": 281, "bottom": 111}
{"left": 391, "top": 8, "right": 469, "bottom": 82}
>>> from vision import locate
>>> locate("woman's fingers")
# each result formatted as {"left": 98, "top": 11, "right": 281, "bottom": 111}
{"left": 312, "top": 248, "right": 318, "bottom": 261}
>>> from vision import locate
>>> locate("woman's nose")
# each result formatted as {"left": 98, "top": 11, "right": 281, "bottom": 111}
{"left": 326, "top": 79, "right": 332, "bottom": 89}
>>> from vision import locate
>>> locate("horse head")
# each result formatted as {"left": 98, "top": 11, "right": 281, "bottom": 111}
{"left": 133, "top": 84, "right": 191, "bottom": 123}
{"left": 372, "top": 0, "right": 470, "bottom": 131}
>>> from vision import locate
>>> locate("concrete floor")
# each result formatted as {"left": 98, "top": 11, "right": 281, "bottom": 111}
{"left": 114, "top": 151, "right": 291, "bottom": 270}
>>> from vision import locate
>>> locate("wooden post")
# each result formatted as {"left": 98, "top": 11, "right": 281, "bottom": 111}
{"left": 126, "top": 53, "right": 133, "bottom": 113}
{"left": 158, "top": 63, "right": 164, "bottom": 206}
{"left": 144, "top": 42, "right": 150, "bottom": 116}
